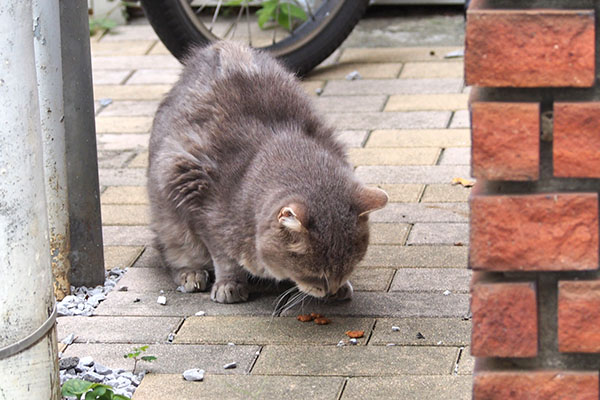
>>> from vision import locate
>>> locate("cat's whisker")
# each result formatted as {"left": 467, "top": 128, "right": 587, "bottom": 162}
{"left": 271, "top": 286, "right": 299, "bottom": 319}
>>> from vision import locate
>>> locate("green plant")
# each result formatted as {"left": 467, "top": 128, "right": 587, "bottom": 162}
{"left": 88, "top": 0, "right": 140, "bottom": 35}
{"left": 123, "top": 345, "right": 157, "bottom": 374}
{"left": 225, "top": 0, "right": 308, "bottom": 31}
{"left": 61, "top": 379, "right": 129, "bottom": 400}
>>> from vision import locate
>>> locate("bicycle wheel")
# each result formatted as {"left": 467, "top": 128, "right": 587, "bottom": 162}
{"left": 141, "top": 0, "right": 370, "bottom": 76}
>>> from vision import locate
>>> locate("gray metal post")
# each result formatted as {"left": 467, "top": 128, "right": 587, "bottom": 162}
{"left": 0, "top": 1, "right": 60, "bottom": 398}
{"left": 34, "top": 0, "right": 71, "bottom": 300}
{"left": 59, "top": 0, "right": 105, "bottom": 287}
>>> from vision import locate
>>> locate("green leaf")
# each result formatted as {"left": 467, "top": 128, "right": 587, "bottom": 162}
{"left": 85, "top": 386, "right": 106, "bottom": 400}
{"left": 139, "top": 345, "right": 149, "bottom": 352}
{"left": 277, "top": 9, "right": 292, "bottom": 31}
{"left": 224, "top": 0, "right": 244, "bottom": 5}
{"left": 141, "top": 355, "right": 157, "bottom": 362}
{"left": 281, "top": 3, "right": 307, "bottom": 20}
{"left": 112, "top": 395, "right": 131, "bottom": 400}
{"left": 257, "top": 0, "right": 278, "bottom": 29}
{"left": 61, "top": 379, "right": 94, "bottom": 397}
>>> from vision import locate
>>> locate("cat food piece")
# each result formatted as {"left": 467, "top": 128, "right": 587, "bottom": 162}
{"left": 297, "top": 314, "right": 314, "bottom": 322}
{"left": 345, "top": 330, "right": 365, "bottom": 339}
{"left": 310, "top": 313, "right": 323, "bottom": 319}
{"left": 451, "top": 177, "right": 475, "bottom": 187}
{"left": 314, "top": 317, "right": 331, "bottom": 325}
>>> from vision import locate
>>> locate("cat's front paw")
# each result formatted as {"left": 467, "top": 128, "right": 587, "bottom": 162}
{"left": 330, "top": 281, "right": 353, "bottom": 301}
{"left": 210, "top": 280, "right": 249, "bottom": 303}
{"left": 175, "top": 269, "right": 210, "bottom": 293}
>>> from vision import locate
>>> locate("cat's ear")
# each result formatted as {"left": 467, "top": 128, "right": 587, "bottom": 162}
{"left": 277, "top": 203, "right": 307, "bottom": 232}
{"left": 355, "top": 186, "right": 389, "bottom": 217}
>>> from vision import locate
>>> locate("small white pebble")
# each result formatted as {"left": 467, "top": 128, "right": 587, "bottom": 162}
{"left": 159, "top": 290, "right": 165, "bottom": 294}
{"left": 437, "top": 341, "right": 443, "bottom": 345}
{"left": 386, "top": 343, "right": 396, "bottom": 347}
{"left": 337, "top": 340, "right": 345, "bottom": 347}
{"left": 255, "top": 351, "right": 260, "bottom": 356}
{"left": 223, "top": 362, "right": 237, "bottom": 370}
{"left": 315, "top": 87, "right": 323, "bottom": 95}
{"left": 194, "top": 311, "right": 206, "bottom": 316}
{"left": 443, "top": 290, "right": 451, "bottom": 296}
{"left": 391, "top": 326, "right": 400, "bottom": 332}
{"left": 157, "top": 295, "right": 167, "bottom": 305}
{"left": 61, "top": 333, "right": 76, "bottom": 345}
{"left": 227, "top": 342, "right": 235, "bottom": 346}
{"left": 349, "top": 338, "right": 358, "bottom": 345}
{"left": 182, "top": 368, "right": 205, "bottom": 381}
{"left": 345, "top": 70, "right": 362, "bottom": 81}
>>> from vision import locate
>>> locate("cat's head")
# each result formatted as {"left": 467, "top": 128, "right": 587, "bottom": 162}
{"left": 256, "top": 185, "right": 388, "bottom": 298}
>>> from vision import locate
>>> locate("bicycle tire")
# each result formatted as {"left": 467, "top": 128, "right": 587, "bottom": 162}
{"left": 141, "top": 0, "right": 370, "bottom": 76}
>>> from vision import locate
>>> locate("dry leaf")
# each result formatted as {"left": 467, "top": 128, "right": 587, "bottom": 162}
{"left": 451, "top": 177, "right": 475, "bottom": 187}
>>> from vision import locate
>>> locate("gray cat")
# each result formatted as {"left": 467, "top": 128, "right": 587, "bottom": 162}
{"left": 147, "top": 41, "right": 388, "bottom": 304}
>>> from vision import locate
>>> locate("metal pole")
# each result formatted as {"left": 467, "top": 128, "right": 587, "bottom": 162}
{"left": 33, "top": 0, "right": 71, "bottom": 301}
{"left": 60, "top": 0, "right": 105, "bottom": 287}
{"left": 0, "top": 1, "right": 60, "bottom": 398}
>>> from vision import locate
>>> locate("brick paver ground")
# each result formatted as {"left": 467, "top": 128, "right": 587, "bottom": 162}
{"left": 58, "top": 12, "right": 472, "bottom": 399}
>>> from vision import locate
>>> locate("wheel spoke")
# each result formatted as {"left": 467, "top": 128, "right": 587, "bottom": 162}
{"left": 245, "top": 3, "right": 252, "bottom": 46}
{"left": 272, "top": 2, "right": 280, "bottom": 44}
{"left": 210, "top": 0, "right": 223, "bottom": 32}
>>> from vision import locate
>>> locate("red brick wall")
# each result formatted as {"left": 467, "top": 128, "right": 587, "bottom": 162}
{"left": 466, "top": 1, "right": 600, "bottom": 398}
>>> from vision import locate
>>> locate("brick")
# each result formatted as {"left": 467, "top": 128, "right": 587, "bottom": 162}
{"left": 356, "top": 165, "right": 471, "bottom": 184}
{"left": 400, "top": 62, "right": 464, "bottom": 79}
{"left": 407, "top": 223, "right": 469, "bottom": 245}
{"left": 95, "top": 116, "right": 153, "bottom": 133}
{"left": 90, "top": 40, "right": 154, "bottom": 56}
{"left": 366, "top": 129, "right": 470, "bottom": 148}
{"left": 449, "top": 110, "right": 469, "bottom": 128}
{"left": 370, "top": 202, "right": 469, "bottom": 223}
{"left": 554, "top": 102, "right": 600, "bottom": 177}
{"left": 421, "top": 184, "right": 471, "bottom": 202}
{"left": 439, "top": 148, "right": 470, "bottom": 165}
{"left": 471, "top": 282, "right": 538, "bottom": 357}
{"left": 390, "top": 268, "right": 470, "bottom": 293}
{"left": 101, "top": 186, "right": 148, "bottom": 205}
{"left": 335, "top": 130, "right": 368, "bottom": 148}
{"left": 558, "top": 280, "right": 600, "bottom": 352}
{"left": 98, "top": 168, "right": 147, "bottom": 186}
{"left": 126, "top": 69, "right": 180, "bottom": 85}
{"left": 370, "top": 223, "right": 410, "bottom": 245}
{"left": 97, "top": 134, "right": 150, "bottom": 151}
{"left": 360, "top": 245, "right": 467, "bottom": 268}
{"left": 314, "top": 95, "right": 386, "bottom": 113}
{"left": 342, "top": 376, "right": 471, "bottom": 400}
{"left": 473, "top": 371, "right": 599, "bottom": 400}
{"left": 128, "top": 152, "right": 148, "bottom": 168}
{"left": 100, "top": 25, "right": 159, "bottom": 42}
{"left": 102, "top": 225, "right": 153, "bottom": 246}
{"left": 92, "top": 69, "right": 132, "bottom": 85}
{"left": 103, "top": 245, "right": 144, "bottom": 270}
{"left": 300, "top": 80, "right": 325, "bottom": 96}
{"left": 94, "top": 85, "right": 171, "bottom": 101}
{"left": 350, "top": 268, "right": 394, "bottom": 291}
{"left": 307, "top": 62, "right": 402, "bottom": 80}
{"left": 148, "top": 41, "right": 170, "bottom": 55}
{"left": 91, "top": 55, "right": 181, "bottom": 70}
{"left": 456, "top": 348, "right": 474, "bottom": 375}
{"left": 134, "top": 374, "right": 343, "bottom": 400}
{"left": 339, "top": 47, "right": 463, "bottom": 63}
{"left": 101, "top": 204, "right": 149, "bottom": 225}
{"left": 347, "top": 148, "right": 440, "bottom": 166}
{"left": 385, "top": 93, "right": 469, "bottom": 111}
{"left": 470, "top": 193, "right": 599, "bottom": 271}
{"left": 323, "top": 78, "right": 463, "bottom": 96}
{"left": 370, "top": 318, "right": 470, "bottom": 346}
{"left": 98, "top": 100, "right": 159, "bottom": 117}
{"left": 465, "top": 10, "right": 595, "bottom": 87}
{"left": 471, "top": 102, "right": 539, "bottom": 181}
{"left": 174, "top": 316, "right": 374, "bottom": 345}
{"left": 252, "top": 345, "right": 457, "bottom": 376}
{"left": 377, "top": 184, "right": 423, "bottom": 202}
{"left": 325, "top": 111, "right": 450, "bottom": 130}
{"left": 97, "top": 150, "right": 133, "bottom": 169}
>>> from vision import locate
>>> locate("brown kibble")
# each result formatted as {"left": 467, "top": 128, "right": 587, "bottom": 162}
{"left": 314, "top": 317, "right": 331, "bottom": 325}
{"left": 310, "top": 313, "right": 323, "bottom": 319}
{"left": 297, "top": 314, "right": 314, "bottom": 322}
{"left": 345, "top": 330, "right": 365, "bottom": 338}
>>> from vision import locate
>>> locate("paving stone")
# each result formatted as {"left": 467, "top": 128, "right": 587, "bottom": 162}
{"left": 370, "top": 202, "right": 469, "bottom": 223}
{"left": 102, "top": 225, "right": 153, "bottom": 246}
{"left": 450, "top": 109, "right": 470, "bottom": 128}
{"left": 63, "top": 343, "right": 258, "bottom": 374}
{"left": 133, "top": 374, "right": 344, "bottom": 400}
{"left": 100, "top": 25, "right": 159, "bottom": 42}
{"left": 94, "top": 291, "right": 468, "bottom": 318}
{"left": 300, "top": 80, "right": 325, "bottom": 96}
{"left": 96, "top": 117, "right": 153, "bottom": 133}
{"left": 175, "top": 316, "right": 374, "bottom": 345}
{"left": 407, "top": 223, "right": 469, "bottom": 245}
{"left": 57, "top": 316, "right": 181, "bottom": 343}
{"left": 97, "top": 134, "right": 150, "bottom": 151}
{"left": 92, "top": 69, "right": 132, "bottom": 85}
{"left": 335, "top": 130, "right": 368, "bottom": 148}
{"left": 348, "top": 148, "right": 440, "bottom": 166}
{"left": 323, "top": 78, "right": 463, "bottom": 96}
{"left": 116, "top": 268, "right": 173, "bottom": 292}
{"left": 128, "top": 152, "right": 148, "bottom": 168}
{"left": 341, "top": 376, "right": 471, "bottom": 400}
{"left": 90, "top": 40, "right": 155, "bottom": 56}
{"left": 355, "top": 165, "right": 471, "bottom": 184}
{"left": 366, "top": 129, "right": 470, "bottom": 148}
{"left": 93, "top": 85, "right": 171, "bottom": 100}
{"left": 360, "top": 245, "right": 468, "bottom": 268}
{"left": 439, "top": 148, "right": 471, "bottom": 165}
{"left": 101, "top": 186, "right": 149, "bottom": 205}
{"left": 376, "top": 184, "right": 423, "bottom": 202}
{"left": 99, "top": 168, "right": 147, "bottom": 186}
{"left": 385, "top": 93, "right": 468, "bottom": 111}
{"left": 92, "top": 56, "right": 180, "bottom": 70}
{"left": 97, "top": 150, "right": 134, "bottom": 169}
{"left": 314, "top": 95, "right": 387, "bottom": 113}
{"left": 370, "top": 318, "right": 471, "bottom": 346}
{"left": 99, "top": 101, "right": 160, "bottom": 117}
{"left": 132, "top": 246, "right": 162, "bottom": 268}
{"left": 400, "top": 61, "right": 464, "bottom": 78}
{"left": 126, "top": 69, "right": 181, "bottom": 85}
{"left": 104, "top": 245, "right": 144, "bottom": 270}
{"left": 350, "top": 268, "right": 394, "bottom": 291}
{"left": 307, "top": 62, "right": 402, "bottom": 80}
{"left": 370, "top": 223, "right": 410, "bottom": 245}
{"left": 252, "top": 345, "right": 457, "bottom": 376}
{"left": 421, "top": 184, "right": 471, "bottom": 203}
{"left": 101, "top": 204, "right": 150, "bottom": 225}
{"left": 338, "top": 47, "right": 463, "bottom": 63}
{"left": 147, "top": 41, "right": 170, "bottom": 55}
{"left": 457, "top": 347, "right": 474, "bottom": 375}
{"left": 325, "top": 111, "right": 450, "bottom": 130}
{"left": 390, "top": 268, "right": 471, "bottom": 293}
